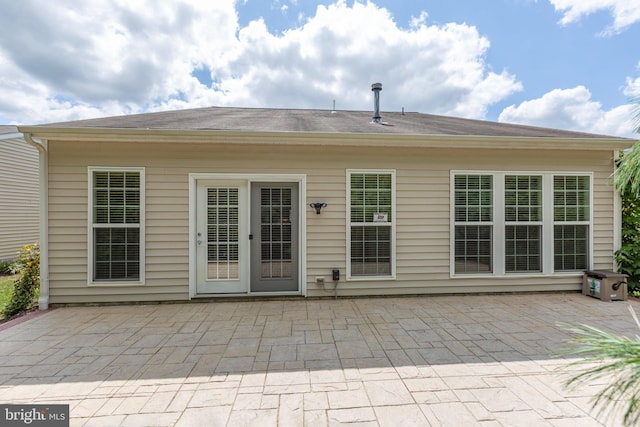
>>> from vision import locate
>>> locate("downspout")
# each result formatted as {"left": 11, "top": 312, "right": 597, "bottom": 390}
{"left": 22, "top": 133, "right": 49, "bottom": 310}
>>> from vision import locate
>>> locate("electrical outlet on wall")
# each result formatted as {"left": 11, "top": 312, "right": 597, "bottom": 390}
{"left": 315, "top": 276, "right": 325, "bottom": 285}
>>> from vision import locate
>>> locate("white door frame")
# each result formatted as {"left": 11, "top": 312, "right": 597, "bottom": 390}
{"left": 188, "top": 173, "right": 307, "bottom": 298}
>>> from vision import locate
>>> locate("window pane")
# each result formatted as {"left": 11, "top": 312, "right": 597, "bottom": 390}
{"left": 93, "top": 171, "right": 141, "bottom": 225}
{"left": 454, "top": 225, "right": 493, "bottom": 274}
{"left": 94, "top": 228, "right": 140, "bottom": 280}
{"left": 505, "top": 225, "right": 541, "bottom": 272}
{"left": 454, "top": 175, "right": 493, "bottom": 222}
{"left": 207, "top": 188, "right": 240, "bottom": 280}
{"left": 554, "top": 225, "right": 588, "bottom": 271}
{"left": 350, "top": 173, "right": 393, "bottom": 223}
{"left": 504, "top": 175, "right": 541, "bottom": 222}
{"left": 351, "top": 225, "right": 391, "bottom": 276}
{"left": 554, "top": 176, "right": 590, "bottom": 221}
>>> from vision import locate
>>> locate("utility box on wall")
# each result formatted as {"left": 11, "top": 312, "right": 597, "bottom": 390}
{"left": 583, "top": 270, "right": 628, "bottom": 302}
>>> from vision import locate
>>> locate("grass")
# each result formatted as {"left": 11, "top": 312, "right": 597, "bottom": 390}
{"left": 0, "top": 274, "right": 16, "bottom": 320}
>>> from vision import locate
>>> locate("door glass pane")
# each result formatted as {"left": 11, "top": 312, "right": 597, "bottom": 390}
{"left": 207, "top": 188, "right": 239, "bottom": 279}
{"left": 261, "top": 188, "right": 292, "bottom": 279}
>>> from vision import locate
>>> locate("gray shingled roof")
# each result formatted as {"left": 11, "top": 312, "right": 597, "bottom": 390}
{"left": 34, "top": 106, "right": 624, "bottom": 139}
{"left": 0, "top": 125, "right": 19, "bottom": 135}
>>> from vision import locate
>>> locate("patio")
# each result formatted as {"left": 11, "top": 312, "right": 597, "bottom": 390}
{"left": 0, "top": 293, "right": 637, "bottom": 426}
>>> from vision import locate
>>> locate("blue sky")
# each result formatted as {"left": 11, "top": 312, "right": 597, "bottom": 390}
{"left": 0, "top": 0, "right": 638, "bottom": 137}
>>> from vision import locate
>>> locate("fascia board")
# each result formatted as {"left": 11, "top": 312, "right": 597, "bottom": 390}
{"left": 17, "top": 126, "right": 636, "bottom": 151}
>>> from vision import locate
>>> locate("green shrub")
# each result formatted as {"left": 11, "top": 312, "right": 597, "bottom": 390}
{"left": 615, "top": 188, "right": 640, "bottom": 294}
{"left": 2, "top": 243, "right": 40, "bottom": 318}
{"left": 0, "top": 259, "right": 13, "bottom": 275}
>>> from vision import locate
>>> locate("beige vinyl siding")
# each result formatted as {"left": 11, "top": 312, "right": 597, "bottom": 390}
{"left": 47, "top": 140, "right": 616, "bottom": 303}
{"left": 0, "top": 137, "right": 39, "bottom": 261}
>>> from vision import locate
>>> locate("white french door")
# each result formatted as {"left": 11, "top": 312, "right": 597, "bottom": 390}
{"left": 194, "top": 178, "right": 300, "bottom": 295}
{"left": 195, "top": 180, "right": 249, "bottom": 293}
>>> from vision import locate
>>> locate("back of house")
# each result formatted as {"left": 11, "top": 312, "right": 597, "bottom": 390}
{"left": 17, "top": 93, "right": 635, "bottom": 307}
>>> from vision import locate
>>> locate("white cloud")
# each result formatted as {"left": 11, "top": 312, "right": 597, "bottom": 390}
{"left": 624, "top": 67, "right": 640, "bottom": 99}
{"left": 499, "top": 86, "right": 637, "bottom": 137}
{"left": 0, "top": 0, "right": 521, "bottom": 124}
{"left": 549, "top": 0, "right": 640, "bottom": 34}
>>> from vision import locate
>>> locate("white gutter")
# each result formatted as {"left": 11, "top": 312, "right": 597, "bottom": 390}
{"left": 22, "top": 133, "right": 49, "bottom": 310}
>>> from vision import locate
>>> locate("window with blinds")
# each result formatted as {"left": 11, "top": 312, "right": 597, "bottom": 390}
{"left": 553, "top": 175, "right": 589, "bottom": 271}
{"left": 504, "top": 175, "right": 542, "bottom": 273}
{"left": 348, "top": 171, "right": 395, "bottom": 278}
{"left": 451, "top": 172, "right": 591, "bottom": 276}
{"left": 454, "top": 174, "right": 493, "bottom": 274}
{"left": 90, "top": 169, "right": 143, "bottom": 282}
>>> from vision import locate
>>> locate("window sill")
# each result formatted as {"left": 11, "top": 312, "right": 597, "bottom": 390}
{"left": 449, "top": 272, "right": 584, "bottom": 280}
{"left": 347, "top": 275, "right": 396, "bottom": 282}
{"left": 88, "top": 281, "right": 145, "bottom": 287}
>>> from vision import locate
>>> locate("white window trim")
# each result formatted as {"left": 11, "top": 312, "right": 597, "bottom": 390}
{"left": 450, "top": 170, "right": 593, "bottom": 278}
{"left": 87, "top": 166, "right": 145, "bottom": 286}
{"left": 346, "top": 169, "right": 396, "bottom": 281}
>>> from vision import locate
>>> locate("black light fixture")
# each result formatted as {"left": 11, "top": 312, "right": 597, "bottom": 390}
{"left": 309, "top": 202, "right": 327, "bottom": 214}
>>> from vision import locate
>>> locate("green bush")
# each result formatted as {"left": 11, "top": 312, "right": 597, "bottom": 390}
{"left": 615, "top": 190, "right": 640, "bottom": 294}
{"left": 0, "top": 259, "right": 13, "bottom": 275}
{"left": 2, "top": 243, "right": 40, "bottom": 318}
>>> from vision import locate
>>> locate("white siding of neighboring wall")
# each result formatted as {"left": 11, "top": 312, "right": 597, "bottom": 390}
{"left": 0, "top": 138, "right": 39, "bottom": 261}
{"left": 47, "top": 140, "right": 616, "bottom": 303}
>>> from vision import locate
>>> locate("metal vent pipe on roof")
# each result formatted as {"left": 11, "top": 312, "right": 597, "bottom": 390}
{"left": 371, "top": 83, "right": 382, "bottom": 123}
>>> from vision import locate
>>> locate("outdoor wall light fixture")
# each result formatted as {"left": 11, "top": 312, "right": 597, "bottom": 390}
{"left": 309, "top": 202, "right": 327, "bottom": 214}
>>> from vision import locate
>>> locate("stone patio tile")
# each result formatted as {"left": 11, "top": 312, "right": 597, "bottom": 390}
{"left": 227, "top": 408, "right": 278, "bottom": 426}
{"left": 327, "top": 407, "right": 377, "bottom": 426}
{"left": 374, "top": 404, "right": 430, "bottom": 427}
{"left": 240, "top": 372, "right": 266, "bottom": 388}
{"left": 222, "top": 338, "right": 260, "bottom": 357}
{"left": 335, "top": 340, "right": 372, "bottom": 359}
{"left": 232, "top": 392, "right": 263, "bottom": 410}
{"left": 279, "top": 393, "right": 304, "bottom": 426}
{"left": 265, "top": 369, "right": 310, "bottom": 386}
{"left": 71, "top": 398, "right": 110, "bottom": 419}
{"left": 465, "top": 402, "right": 496, "bottom": 422}
{"left": 470, "top": 387, "right": 531, "bottom": 412}
{"left": 304, "top": 391, "right": 329, "bottom": 410}
{"left": 263, "top": 320, "right": 293, "bottom": 338}
{"left": 499, "top": 375, "right": 567, "bottom": 418}
{"left": 121, "top": 412, "right": 181, "bottom": 427}
{"left": 174, "top": 406, "right": 232, "bottom": 427}
{"left": 492, "top": 410, "right": 553, "bottom": 426}
{"left": 269, "top": 345, "right": 297, "bottom": 361}
{"left": 82, "top": 415, "right": 127, "bottom": 426}
{"left": 113, "top": 395, "right": 150, "bottom": 415}
{"left": 364, "top": 379, "right": 414, "bottom": 406}
{"left": 404, "top": 377, "right": 448, "bottom": 392}
{"left": 305, "top": 410, "right": 329, "bottom": 427}
{"left": 297, "top": 343, "right": 338, "bottom": 361}
{"left": 327, "top": 383, "right": 370, "bottom": 409}
{"left": 215, "top": 356, "right": 255, "bottom": 373}
{"left": 309, "top": 368, "right": 346, "bottom": 384}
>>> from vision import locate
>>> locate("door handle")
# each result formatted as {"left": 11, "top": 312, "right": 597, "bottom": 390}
{"left": 249, "top": 234, "right": 253, "bottom": 240}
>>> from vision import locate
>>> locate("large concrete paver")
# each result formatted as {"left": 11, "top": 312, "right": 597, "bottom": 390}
{"left": 0, "top": 293, "right": 637, "bottom": 426}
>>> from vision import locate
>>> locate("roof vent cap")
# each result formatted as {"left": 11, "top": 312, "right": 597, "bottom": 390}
{"left": 371, "top": 83, "right": 382, "bottom": 123}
